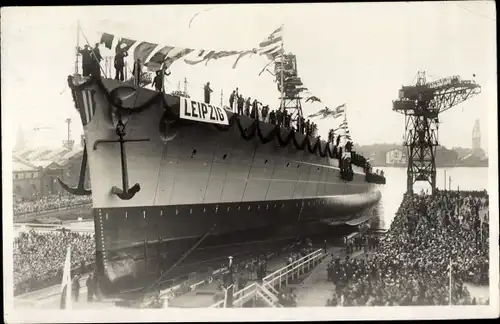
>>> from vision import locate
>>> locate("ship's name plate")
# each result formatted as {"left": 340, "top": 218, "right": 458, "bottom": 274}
{"left": 180, "top": 98, "right": 229, "bottom": 126}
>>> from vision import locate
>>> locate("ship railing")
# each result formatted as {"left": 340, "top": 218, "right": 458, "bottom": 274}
{"left": 209, "top": 248, "right": 325, "bottom": 308}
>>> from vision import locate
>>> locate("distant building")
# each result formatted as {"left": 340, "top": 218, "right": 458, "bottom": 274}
{"left": 12, "top": 143, "right": 90, "bottom": 200}
{"left": 12, "top": 157, "right": 42, "bottom": 199}
{"left": 385, "top": 148, "right": 406, "bottom": 165}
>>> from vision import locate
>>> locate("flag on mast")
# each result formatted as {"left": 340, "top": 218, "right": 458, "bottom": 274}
{"left": 259, "top": 25, "right": 284, "bottom": 60}
{"left": 60, "top": 245, "right": 72, "bottom": 310}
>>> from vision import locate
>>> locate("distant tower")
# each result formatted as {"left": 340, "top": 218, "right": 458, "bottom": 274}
{"left": 472, "top": 119, "right": 481, "bottom": 151}
{"left": 63, "top": 118, "right": 75, "bottom": 150}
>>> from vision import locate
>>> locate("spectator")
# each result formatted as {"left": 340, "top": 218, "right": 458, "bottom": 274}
{"left": 326, "top": 190, "right": 489, "bottom": 306}
{"left": 13, "top": 193, "right": 92, "bottom": 216}
{"left": 13, "top": 230, "right": 95, "bottom": 295}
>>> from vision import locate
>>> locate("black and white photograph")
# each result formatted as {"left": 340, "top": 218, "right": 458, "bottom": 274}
{"left": 2, "top": 2, "right": 498, "bottom": 322}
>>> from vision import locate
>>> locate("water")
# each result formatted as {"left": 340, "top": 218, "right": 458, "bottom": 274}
{"left": 371, "top": 167, "right": 489, "bottom": 231}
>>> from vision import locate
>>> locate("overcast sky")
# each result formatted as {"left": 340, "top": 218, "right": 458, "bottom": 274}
{"left": 2, "top": 2, "right": 496, "bottom": 151}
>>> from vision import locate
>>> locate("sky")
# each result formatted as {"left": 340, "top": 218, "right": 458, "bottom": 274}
{"left": 1, "top": 2, "right": 497, "bottom": 151}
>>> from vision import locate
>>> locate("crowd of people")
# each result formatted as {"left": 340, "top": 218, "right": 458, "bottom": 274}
{"left": 13, "top": 194, "right": 92, "bottom": 215}
{"left": 13, "top": 230, "right": 96, "bottom": 295}
{"left": 226, "top": 87, "right": 319, "bottom": 137}
{"left": 341, "top": 234, "right": 379, "bottom": 255}
{"left": 325, "top": 189, "right": 489, "bottom": 306}
{"left": 225, "top": 87, "right": 375, "bottom": 173}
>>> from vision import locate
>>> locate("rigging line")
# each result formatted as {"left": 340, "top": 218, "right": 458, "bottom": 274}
{"left": 455, "top": 3, "right": 495, "bottom": 22}
{"left": 78, "top": 25, "right": 108, "bottom": 79}
{"left": 153, "top": 144, "right": 167, "bottom": 205}
{"left": 201, "top": 147, "right": 217, "bottom": 203}
{"left": 240, "top": 143, "right": 258, "bottom": 203}
{"left": 189, "top": 7, "right": 218, "bottom": 29}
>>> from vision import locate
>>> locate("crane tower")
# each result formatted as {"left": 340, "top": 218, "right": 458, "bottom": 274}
{"left": 393, "top": 72, "right": 481, "bottom": 195}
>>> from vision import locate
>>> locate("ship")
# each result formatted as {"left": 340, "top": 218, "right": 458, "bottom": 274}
{"left": 62, "top": 26, "right": 386, "bottom": 299}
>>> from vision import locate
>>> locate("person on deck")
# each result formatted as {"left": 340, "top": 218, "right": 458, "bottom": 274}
{"left": 237, "top": 94, "right": 244, "bottom": 115}
{"left": 251, "top": 99, "right": 259, "bottom": 120}
{"left": 90, "top": 43, "right": 102, "bottom": 78}
{"left": 114, "top": 49, "right": 128, "bottom": 81}
{"left": 204, "top": 82, "right": 213, "bottom": 104}
{"left": 261, "top": 105, "right": 269, "bottom": 122}
{"left": 244, "top": 97, "right": 251, "bottom": 116}
{"left": 277, "top": 110, "right": 283, "bottom": 127}
{"left": 229, "top": 91, "right": 236, "bottom": 112}
{"left": 152, "top": 70, "right": 164, "bottom": 92}
{"left": 78, "top": 45, "right": 92, "bottom": 77}
{"left": 93, "top": 43, "right": 103, "bottom": 63}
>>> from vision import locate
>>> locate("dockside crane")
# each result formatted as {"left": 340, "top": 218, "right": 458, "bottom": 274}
{"left": 392, "top": 72, "right": 481, "bottom": 195}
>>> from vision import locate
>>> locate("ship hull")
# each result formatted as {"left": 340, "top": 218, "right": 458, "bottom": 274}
{"left": 70, "top": 76, "right": 383, "bottom": 297}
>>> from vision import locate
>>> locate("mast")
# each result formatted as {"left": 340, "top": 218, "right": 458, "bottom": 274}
{"left": 160, "top": 63, "right": 166, "bottom": 93}
{"left": 74, "top": 21, "right": 80, "bottom": 76}
{"left": 220, "top": 89, "right": 224, "bottom": 107}
{"left": 280, "top": 26, "right": 285, "bottom": 112}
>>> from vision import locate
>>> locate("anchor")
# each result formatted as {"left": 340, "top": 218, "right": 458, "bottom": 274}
{"left": 93, "top": 119, "right": 150, "bottom": 200}
{"left": 57, "top": 142, "right": 92, "bottom": 195}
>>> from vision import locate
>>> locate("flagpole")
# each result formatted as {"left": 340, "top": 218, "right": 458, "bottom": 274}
{"left": 60, "top": 244, "right": 72, "bottom": 310}
{"left": 343, "top": 106, "right": 348, "bottom": 144}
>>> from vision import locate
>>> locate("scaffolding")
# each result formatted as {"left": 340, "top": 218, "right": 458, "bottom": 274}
{"left": 275, "top": 54, "right": 305, "bottom": 127}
